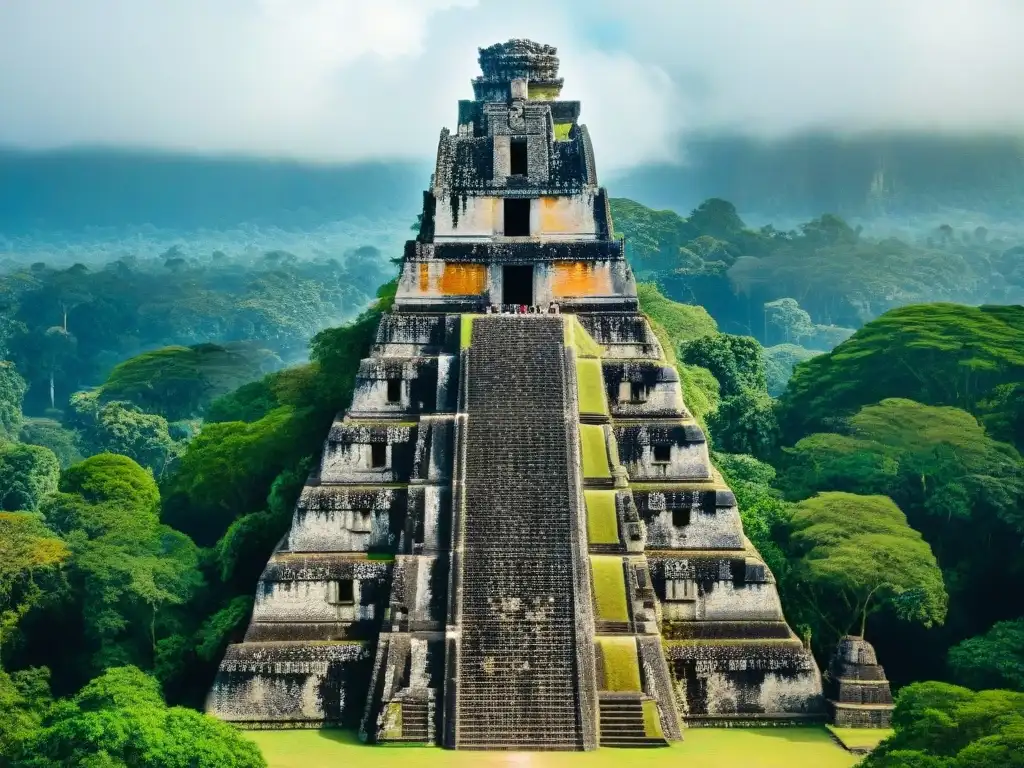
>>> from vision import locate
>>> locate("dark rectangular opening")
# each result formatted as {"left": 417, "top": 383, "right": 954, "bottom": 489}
{"left": 336, "top": 579, "right": 354, "bottom": 604}
{"left": 502, "top": 265, "right": 534, "bottom": 306}
{"left": 503, "top": 197, "right": 531, "bottom": 236}
{"left": 653, "top": 444, "right": 671, "bottom": 463}
{"left": 386, "top": 378, "right": 401, "bottom": 403}
{"left": 370, "top": 443, "right": 387, "bottom": 468}
{"left": 672, "top": 507, "right": 691, "bottom": 527}
{"left": 510, "top": 138, "right": 528, "bottom": 176}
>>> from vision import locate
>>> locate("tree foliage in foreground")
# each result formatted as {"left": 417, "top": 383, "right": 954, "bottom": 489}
{"left": 862, "top": 682, "right": 1024, "bottom": 768}
{"left": 11, "top": 666, "right": 265, "bottom": 768}
{"left": 948, "top": 618, "right": 1024, "bottom": 692}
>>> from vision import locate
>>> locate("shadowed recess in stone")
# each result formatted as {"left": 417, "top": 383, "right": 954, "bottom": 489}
{"left": 597, "top": 637, "right": 642, "bottom": 692}
{"left": 590, "top": 555, "right": 629, "bottom": 623}
{"left": 584, "top": 490, "right": 618, "bottom": 545}
{"left": 579, "top": 425, "right": 611, "bottom": 479}
{"left": 576, "top": 358, "right": 608, "bottom": 416}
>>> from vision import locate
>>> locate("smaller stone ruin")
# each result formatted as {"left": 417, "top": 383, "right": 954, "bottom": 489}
{"left": 826, "top": 636, "right": 894, "bottom": 728}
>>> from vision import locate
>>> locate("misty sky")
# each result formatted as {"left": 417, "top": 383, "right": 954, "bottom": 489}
{"left": 1, "top": 0, "right": 1022, "bottom": 170}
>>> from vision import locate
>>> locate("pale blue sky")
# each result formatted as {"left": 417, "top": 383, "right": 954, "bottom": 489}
{"left": 1, "top": 0, "right": 1022, "bottom": 169}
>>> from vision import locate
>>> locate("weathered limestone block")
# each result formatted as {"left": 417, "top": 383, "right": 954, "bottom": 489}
{"left": 614, "top": 422, "right": 713, "bottom": 481}
{"left": 242, "top": 556, "right": 390, "bottom": 642}
{"left": 827, "top": 636, "right": 894, "bottom": 728}
{"left": 373, "top": 313, "right": 459, "bottom": 357}
{"left": 577, "top": 313, "right": 663, "bottom": 359}
{"left": 289, "top": 486, "right": 405, "bottom": 554}
{"left": 665, "top": 641, "right": 824, "bottom": 723}
{"left": 349, "top": 357, "right": 447, "bottom": 416}
{"left": 635, "top": 487, "right": 745, "bottom": 550}
{"left": 207, "top": 642, "right": 371, "bottom": 728}
{"left": 603, "top": 361, "right": 687, "bottom": 418}
{"left": 320, "top": 423, "right": 416, "bottom": 484}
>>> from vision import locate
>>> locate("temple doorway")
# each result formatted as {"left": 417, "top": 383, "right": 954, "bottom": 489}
{"left": 502, "top": 265, "right": 533, "bottom": 306}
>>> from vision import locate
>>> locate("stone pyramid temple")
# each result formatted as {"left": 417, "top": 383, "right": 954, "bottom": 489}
{"left": 207, "top": 39, "right": 824, "bottom": 750}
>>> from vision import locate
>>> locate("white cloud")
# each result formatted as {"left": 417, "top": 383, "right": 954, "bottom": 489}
{"left": 1, "top": 0, "right": 1022, "bottom": 170}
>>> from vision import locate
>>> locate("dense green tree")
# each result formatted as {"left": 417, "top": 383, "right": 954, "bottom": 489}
{"left": 762, "top": 343, "right": 822, "bottom": 397}
{"left": 0, "top": 361, "right": 27, "bottom": 439}
{"left": 0, "top": 667, "right": 53, "bottom": 763}
{"left": 0, "top": 514, "right": 68, "bottom": 656}
{"left": 862, "top": 682, "right": 1024, "bottom": 768}
{"left": 40, "top": 455, "right": 201, "bottom": 677}
{"left": 977, "top": 381, "right": 1024, "bottom": 450}
{"left": 98, "top": 343, "right": 279, "bottom": 420}
{"left": 777, "top": 303, "right": 1024, "bottom": 441}
{"left": 1, "top": 247, "right": 386, "bottom": 414}
{"left": 0, "top": 443, "right": 60, "bottom": 511}
{"left": 707, "top": 388, "right": 779, "bottom": 458}
{"left": 66, "top": 393, "right": 179, "bottom": 475}
{"left": 763, "top": 298, "right": 815, "bottom": 344}
{"left": 785, "top": 492, "right": 947, "bottom": 643}
{"left": 13, "top": 666, "right": 265, "bottom": 768}
{"left": 679, "top": 332, "right": 777, "bottom": 456}
{"left": 778, "top": 399, "right": 1024, "bottom": 549}
{"left": 948, "top": 619, "right": 1024, "bottom": 691}
{"left": 18, "top": 418, "right": 83, "bottom": 468}
{"left": 680, "top": 333, "right": 766, "bottom": 397}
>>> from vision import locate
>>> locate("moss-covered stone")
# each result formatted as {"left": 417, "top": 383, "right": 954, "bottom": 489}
{"left": 590, "top": 555, "right": 629, "bottom": 622}
{"left": 585, "top": 490, "right": 618, "bottom": 545}
{"left": 579, "top": 424, "right": 611, "bottom": 479}
{"left": 576, "top": 358, "right": 608, "bottom": 416}
{"left": 597, "top": 637, "right": 642, "bottom": 692}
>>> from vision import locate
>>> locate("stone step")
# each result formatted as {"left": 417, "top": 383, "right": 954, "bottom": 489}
{"left": 451, "top": 316, "right": 585, "bottom": 749}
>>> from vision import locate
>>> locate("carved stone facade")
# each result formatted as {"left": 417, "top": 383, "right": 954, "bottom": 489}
{"left": 827, "top": 637, "right": 894, "bottom": 728}
{"left": 207, "top": 38, "right": 824, "bottom": 748}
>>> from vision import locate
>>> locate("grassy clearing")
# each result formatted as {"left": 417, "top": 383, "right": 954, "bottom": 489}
{"left": 579, "top": 425, "right": 611, "bottom": 478}
{"left": 247, "top": 728, "right": 857, "bottom": 767}
{"left": 596, "top": 636, "right": 642, "bottom": 692}
{"left": 590, "top": 555, "right": 629, "bottom": 623}
{"left": 827, "top": 725, "right": 893, "bottom": 752}
{"left": 585, "top": 490, "right": 619, "bottom": 545}
{"left": 576, "top": 358, "right": 608, "bottom": 416}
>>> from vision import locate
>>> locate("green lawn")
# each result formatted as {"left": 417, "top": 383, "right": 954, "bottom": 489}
{"left": 247, "top": 727, "right": 859, "bottom": 767}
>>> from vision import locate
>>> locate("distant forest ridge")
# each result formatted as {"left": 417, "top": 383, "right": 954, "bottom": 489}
{"left": 609, "top": 131, "right": 1024, "bottom": 221}
{"left": 0, "top": 148, "right": 429, "bottom": 232}
{"left": 1, "top": 131, "right": 1023, "bottom": 234}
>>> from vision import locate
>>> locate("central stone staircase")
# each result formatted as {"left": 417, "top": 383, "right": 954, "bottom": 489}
{"left": 452, "top": 316, "right": 587, "bottom": 750}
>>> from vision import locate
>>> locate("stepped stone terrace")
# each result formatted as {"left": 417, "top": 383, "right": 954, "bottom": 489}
{"left": 206, "top": 38, "right": 825, "bottom": 749}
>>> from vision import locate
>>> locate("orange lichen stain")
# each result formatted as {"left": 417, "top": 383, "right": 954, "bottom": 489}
{"left": 418, "top": 263, "right": 431, "bottom": 292}
{"left": 539, "top": 197, "right": 575, "bottom": 233}
{"left": 552, "top": 262, "right": 613, "bottom": 298}
{"left": 438, "top": 263, "right": 486, "bottom": 295}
